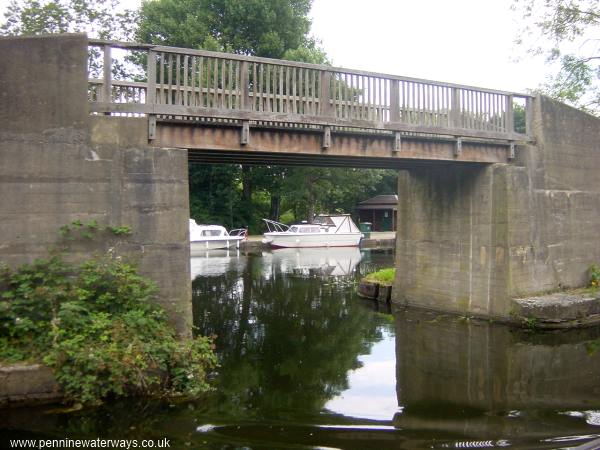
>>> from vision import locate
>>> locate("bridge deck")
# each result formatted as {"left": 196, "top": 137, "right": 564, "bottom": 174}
{"left": 87, "top": 39, "right": 533, "bottom": 165}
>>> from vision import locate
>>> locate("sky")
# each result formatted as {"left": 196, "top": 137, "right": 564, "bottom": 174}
{"left": 0, "top": 0, "right": 550, "bottom": 94}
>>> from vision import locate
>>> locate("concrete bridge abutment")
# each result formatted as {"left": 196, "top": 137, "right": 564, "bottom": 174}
{"left": 0, "top": 34, "right": 192, "bottom": 336}
{"left": 393, "top": 96, "right": 600, "bottom": 320}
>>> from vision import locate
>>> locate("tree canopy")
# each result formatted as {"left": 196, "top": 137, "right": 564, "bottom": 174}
{"left": 1, "top": 0, "right": 136, "bottom": 39}
{"left": 514, "top": 0, "right": 600, "bottom": 113}
{"left": 137, "top": 0, "right": 313, "bottom": 58}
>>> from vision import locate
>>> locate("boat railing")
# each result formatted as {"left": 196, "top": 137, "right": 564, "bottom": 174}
{"left": 229, "top": 228, "right": 248, "bottom": 238}
{"left": 263, "top": 219, "right": 290, "bottom": 233}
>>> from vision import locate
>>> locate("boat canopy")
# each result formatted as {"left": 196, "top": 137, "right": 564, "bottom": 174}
{"left": 313, "top": 214, "right": 360, "bottom": 233}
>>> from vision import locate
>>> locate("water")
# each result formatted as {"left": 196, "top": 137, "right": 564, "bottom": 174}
{"left": 3, "top": 248, "right": 600, "bottom": 449}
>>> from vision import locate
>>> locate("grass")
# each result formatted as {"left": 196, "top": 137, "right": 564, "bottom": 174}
{"left": 364, "top": 268, "right": 396, "bottom": 286}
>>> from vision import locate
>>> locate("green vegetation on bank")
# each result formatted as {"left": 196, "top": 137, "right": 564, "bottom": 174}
{"left": 590, "top": 264, "right": 599, "bottom": 289}
{"left": 0, "top": 223, "right": 217, "bottom": 405}
{"left": 364, "top": 268, "right": 396, "bottom": 286}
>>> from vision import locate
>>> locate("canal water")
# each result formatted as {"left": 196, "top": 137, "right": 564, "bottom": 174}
{"left": 3, "top": 248, "right": 600, "bottom": 449}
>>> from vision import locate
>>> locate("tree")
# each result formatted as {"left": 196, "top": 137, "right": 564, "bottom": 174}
{"left": 138, "top": 0, "right": 330, "bottom": 233}
{"left": 1, "top": 0, "right": 136, "bottom": 40}
{"left": 514, "top": 0, "right": 600, "bottom": 112}
{"left": 137, "top": 0, "right": 314, "bottom": 58}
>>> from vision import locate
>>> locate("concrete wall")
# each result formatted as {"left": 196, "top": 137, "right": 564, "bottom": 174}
{"left": 393, "top": 96, "right": 600, "bottom": 319}
{"left": 0, "top": 34, "right": 192, "bottom": 336}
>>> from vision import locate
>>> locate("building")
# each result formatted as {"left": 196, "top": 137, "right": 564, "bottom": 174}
{"left": 356, "top": 195, "right": 398, "bottom": 231}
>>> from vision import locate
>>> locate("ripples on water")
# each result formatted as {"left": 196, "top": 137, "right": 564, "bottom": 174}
{"left": 2, "top": 248, "right": 600, "bottom": 449}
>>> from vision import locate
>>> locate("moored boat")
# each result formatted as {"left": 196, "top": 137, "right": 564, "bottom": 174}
{"left": 262, "top": 214, "right": 362, "bottom": 248}
{"left": 189, "top": 219, "right": 247, "bottom": 253}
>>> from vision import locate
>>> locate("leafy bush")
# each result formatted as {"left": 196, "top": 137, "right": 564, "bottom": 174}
{"left": 0, "top": 252, "right": 217, "bottom": 405}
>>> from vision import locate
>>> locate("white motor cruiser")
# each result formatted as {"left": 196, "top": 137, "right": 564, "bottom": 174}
{"left": 189, "top": 219, "right": 247, "bottom": 253}
{"left": 262, "top": 214, "right": 362, "bottom": 248}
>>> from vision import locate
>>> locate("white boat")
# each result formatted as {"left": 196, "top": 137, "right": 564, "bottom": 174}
{"left": 262, "top": 214, "right": 362, "bottom": 248}
{"left": 189, "top": 219, "right": 247, "bottom": 253}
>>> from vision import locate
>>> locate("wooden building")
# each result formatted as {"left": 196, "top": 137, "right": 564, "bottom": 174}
{"left": 356, "top": 195, "right": 398, "bottom": 231}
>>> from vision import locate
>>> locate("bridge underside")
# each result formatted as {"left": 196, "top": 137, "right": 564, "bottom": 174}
{"left": 154, "top": 120, "right": 512, "bottom": 168}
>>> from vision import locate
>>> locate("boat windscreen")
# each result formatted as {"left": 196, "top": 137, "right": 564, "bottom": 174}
{"left": 313, "top": 216, "right": 335, "bottom": 226}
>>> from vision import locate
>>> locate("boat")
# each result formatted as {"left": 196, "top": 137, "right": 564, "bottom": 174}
{"left": 189, "top": 219, "right": 247, "bottom": 253}
{"left": 262, "top": 214, "right": 362, "bottom": 248}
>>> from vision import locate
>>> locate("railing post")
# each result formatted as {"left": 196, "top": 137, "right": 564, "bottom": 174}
{"left": 390, "top": 79, "right": 400, "bottom": 123}
{"left": 147, "top": 50, "right": 156, "bottom": 105}
{"left": 240, "top": 61, "right": 250, "bottom": 110}
{"left": 449, "top": 87, "right": 460, "bottom": 128}
{"left": 147, "top": 50, "right": 157, "bottom": 141}
{"left": 320, "top": 71, "right": 334, "bottom": 117}
{"left": 525, "top": 96, "right": 534, "bottom": 138}
{"left": 505, "top": 94, "right": 514, "bottom": 134}
{"left": 102, "top": 44, "right": 112, "bottom": 104}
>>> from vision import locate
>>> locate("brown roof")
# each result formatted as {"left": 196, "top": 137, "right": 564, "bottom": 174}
{"left": 357, "top": 195, "right": 398, "bottom": 209}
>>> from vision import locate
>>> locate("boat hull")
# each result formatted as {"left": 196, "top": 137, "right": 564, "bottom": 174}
{"left": 262, "top": 232, "right": 361, "bottom": 248}
{"left": 190, "top": 237, "right": 244, "bottom": 254}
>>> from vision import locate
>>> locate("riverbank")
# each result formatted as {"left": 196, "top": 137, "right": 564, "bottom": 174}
{"left": 239, "top": 232, "right": 396, "bottom": 251}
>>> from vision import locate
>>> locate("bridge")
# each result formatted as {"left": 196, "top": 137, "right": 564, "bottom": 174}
{"left": 88, "top": 39, "right": 532, "bottom": 168}
{"left": 1, "top": 34, "right": 599, "bottom": 334}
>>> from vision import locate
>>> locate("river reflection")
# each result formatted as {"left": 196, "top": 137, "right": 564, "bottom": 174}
{"left": 2, "top": 248, "right": 600, "bottom": 449}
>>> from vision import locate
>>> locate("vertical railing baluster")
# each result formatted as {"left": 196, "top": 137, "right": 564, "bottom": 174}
{"left": 450, "top": 87, "right": 460, "bottom": 128}
{"left": 147, "top": 50, "right": 156, "bottom": 106}
{"left": 240, "top": 61, "right": 250, "bottom": 111}
{"left": 199, "top": 57, "right": 204, "bottom": 108}
{"left": 506, "top": 94, "right": 514, "bottom": 134}
{"left": 320, "top": 71, "right": 333, "bottom": 117}
{"left": 292, "top": 67, "right": 297, "bottom": 114}
{"left": 166, "top": 54, "right": 173, "bottom": 106}
{"left": 182, "top": 55, "right": 188, "bottom": 106}
{"left": 390, "top": 79, "right": 400, "bottom": 123}
{"left": 102, "top": 44, "right": 112, "bottom": 105}
{"left": 220, "top": 59, "right": 226, "bottom": 109}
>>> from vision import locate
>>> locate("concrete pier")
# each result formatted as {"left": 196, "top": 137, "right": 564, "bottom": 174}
{"left": 393, "top": 96, "right": 600, "bottom": 320}
{"left": 0, "top": 34, "right": 192, "bottom": 336}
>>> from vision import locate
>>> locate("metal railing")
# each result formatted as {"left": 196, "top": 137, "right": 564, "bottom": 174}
{"left": 88, "top": 39, "right": 533, "bottom": 142}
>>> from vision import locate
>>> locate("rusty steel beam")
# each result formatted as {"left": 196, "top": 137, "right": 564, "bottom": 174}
{"left": 154, "top": 121, "right": 511, "bottom": 168}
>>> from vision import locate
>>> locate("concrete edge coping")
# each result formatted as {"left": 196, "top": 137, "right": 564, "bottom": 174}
{"left": 357, "top": 278, "right": 392, "bottom": 304}
{"left": 511, "top": 291, "right": 600, "bottom": 329}
{"left": 0, "top": 363, "right": 63, "bottom": 408}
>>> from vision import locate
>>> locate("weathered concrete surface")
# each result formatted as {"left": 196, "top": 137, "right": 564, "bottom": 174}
{"left": 512, "top": 292, "right": 600, "bottom": 328}
{"left": 0, "top": 364, "right": 61, "bottom": 407}
{"left": 0, "top": 34, "right": 192, "bottom": 336}
{"left": 393, "top": 96, "right": 600, "bottom": 320}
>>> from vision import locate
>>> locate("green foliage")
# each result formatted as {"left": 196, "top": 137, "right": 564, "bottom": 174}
{"left": 59, "top": 219, "right": 132, "bottom": 240}
{"left": 0, "top": 251, "right": 217, "bottom": 405}
{"left": 523, "top": 316, "right": 538, "bottom": 330}
{"left": 513, "top": 0, "right": 600, "bottom": 113}
{"left": 137, "top": 0, "right": 313, "bottom": 59}
{"left": 590, "top": 264, "right": 600, "bottom": 289}
{"left": 365, "top": 268, "right": 396, "bottom": 285}
{"left": 0, "top": 0, "right": 137, "bottom": 40}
